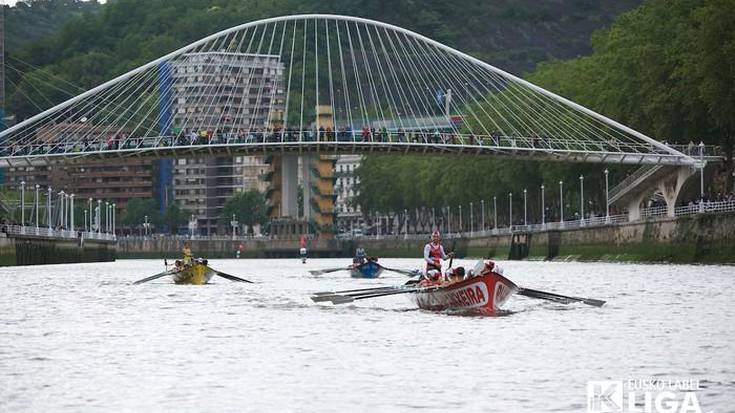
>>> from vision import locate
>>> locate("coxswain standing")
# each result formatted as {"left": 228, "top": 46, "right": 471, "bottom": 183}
{"left": 422, "top": 231, "right": 453, "bottom": 284}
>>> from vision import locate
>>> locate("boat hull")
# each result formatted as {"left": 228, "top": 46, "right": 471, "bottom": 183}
{"left": 350, "top": 261, "right": 383, "bottom": 278}
{"left": 412, "top": 272, "right": 518, "bottom": 315}
{"left": 171, "top": 263, "right": 216, "bottom": 285}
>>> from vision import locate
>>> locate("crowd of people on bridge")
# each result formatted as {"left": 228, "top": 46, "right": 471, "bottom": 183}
{"left": 3, "top": 121, "right": 642, "bottom": 158}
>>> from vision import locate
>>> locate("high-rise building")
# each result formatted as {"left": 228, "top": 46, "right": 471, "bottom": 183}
{"left": 334, "top": 155, "right": 363, "bottom": 233}
{"left": 168, "top": 52, "right": 284, "bottom": 234}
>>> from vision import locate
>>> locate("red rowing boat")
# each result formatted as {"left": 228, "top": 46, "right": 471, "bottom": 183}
{"left": 412, "top": 263, "right": 519, "bottom": 315}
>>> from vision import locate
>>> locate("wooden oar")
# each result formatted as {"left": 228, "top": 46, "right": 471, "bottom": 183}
{"left": 309, "top": 267, "right": 349, "bottom": 275}
{"left": 213, "top": 269, "right": 254, "bottom": 283}
{"left": 133, "top": 269, "right": 174, "bottom": 285}
{"left": 378, "top": 264, "right": 421, "bottom": 277}
{"left": 312, "top": 286, "right": 404, "bottom": 302}
{"left": 313, "top": 285, "right": 398, "bottom": 296}
{"left": 329, "top": 287, "right": 422, "bottom": 304}
{"left": 517, "top": 287, "right": 605, "bottom": 307}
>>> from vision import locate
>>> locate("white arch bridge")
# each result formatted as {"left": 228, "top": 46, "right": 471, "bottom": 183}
{"left": 0, "top": 14, "right": 701, "bottom": 168}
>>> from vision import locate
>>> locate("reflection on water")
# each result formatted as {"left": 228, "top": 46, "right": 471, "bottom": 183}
{"left": 1, "top": 259, "right": 734, "bottom": 412}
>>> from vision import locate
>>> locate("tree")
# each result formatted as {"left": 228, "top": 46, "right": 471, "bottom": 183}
{"left": 222, "top": 190, "right": 268, "bottom": 234}
{"left": 162, "top": 202, "right": 187, "bottom": 234}
{"left": 121, "top": 198, "right": 159, "bottom": 232}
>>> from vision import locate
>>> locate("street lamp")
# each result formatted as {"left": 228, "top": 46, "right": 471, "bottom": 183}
{"left": 508, "top": 192, "right": 513, "bottom": 231}
{"left": 112, "top": 203, "right": 116, "bottom": 236}
{"left": 541, "top": 184, "right": 545, "bottom": 227}
{"left": 493, "top": 196, "right": 497, "bottom": 233}
{"left": 699, "top": 141, "right": 705, "bottom": 213}
{"left": 47, "top": 187, "right": 52, "bottom": 231}
{"left": 559, "top": 181, "right": 564, "bottom": 229}
{"left": 70, "top": 194, "right": 75, "bottom": 232}
{"left": 469, "top": 201, "right": 474, "bottom": 237}
{"left": 97, "top": 200, "right": 102, "bottom": 234}
{"left": 88, "top": 198, "right": 93, "bottom": 232}
{"left": 34, "top": 184, "right": 40, "bottom": 229}
{"left": 59, "top": 191, "right": 65, "bottom": 229}
{"left": 20, "top": 181, "right": 26, "bottom": 227}
{"left": 105, "top": 202, "right": 110, "bottom": 233}
{"left": 231, "top": 214, "right": 239, "bottom": 240}
{"left": 403, "top": 208, "right": 408, "bottom": 239}
{"left": 144, "top": 215, "right": 150, "bottom": 237}
{"left": 523, "top": 189, "right": 527, "bottom": 227}
{"left": 579, "top": 175, "right": 585, "bottom": 226}
{"left": 481, "top": 199, "right": 485, "bottom": 234}
{"left": 447, "top": 206, "right": 451, "bottom": 236}
{"left": 604, "top": 169, "right": 610, "bottom": 223}
{"left": 84, "top": 210, "right": 88, "bottom": 232}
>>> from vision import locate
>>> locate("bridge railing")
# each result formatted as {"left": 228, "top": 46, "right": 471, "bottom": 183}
{"left": 0, "top": 224, "right": 116, "bottom": 241}
{"left": 3, "top": 129, "right": 693, "bottom": 161}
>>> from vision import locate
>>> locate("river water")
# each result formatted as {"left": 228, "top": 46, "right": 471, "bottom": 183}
{"left": 1, "top": 259, "right": 733, "bottom": 412}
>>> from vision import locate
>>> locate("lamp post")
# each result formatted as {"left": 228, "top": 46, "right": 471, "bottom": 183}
{"left": 34, "top": 184, "right": 39, "bottom": 229}
{"left": 106, "top": 202, "right": 111, "bottom": 233}
{"left": 469, "top": 201, "right": 474, "bottom": 237}
{"left": 447, "top": 206, "right": 451, "bottom": 236}
{"left": 523, "top": 189, "right": 527, "bottom": 227}
{"left": 88, "top": 198, "right": 93, "bottom": 232}
{"left": 604, "top": 169, "right": 610, "bottom": 223}
{"left": 559, "top": 181, "right": 564, "bottom": 229}
{"left": 70, "top": 194, "right": 74, "bottom": 233}
{"left": 59, "top": 191, "right": 65, "bottom": 229}
{"left": 699, "top": 141, "right": 705, "bottom": 213}
{"left": 112, "top": 203, "right": 116, "bottom": 236}
{"left": 579, "top": 175, "right": 585, "bottom": 226}
{"left": 231, "top": 214, "right": 239, "bottom": 240}
{"left": 458, "top": 204, "right": 462, "bottom": 234}
{"left": 541, "top": 184, "right": 545, "bottom": 227}
{"left": 493, "top": 196, "right": 497, "bottom": 233}
{"left": 20, "top": 181, "right": 26, "bottom": 227}
{"left": 47, "top": 187, "right": 52, "bottom": 231}
{"left": 84, "top": 210, "right": 88, "bottom": 232}
{"left": 508, "top": 192, "right": 513, "bottom": 231}
{"left": 144, "top": 215, "right": 150, "bottom": 237}
{"left": 403, "top": 208, "right": 408, "bottom": 240}
{"left": 97, "top": 200, "right": 101, "bottom": 234}
{"left": 481, "top": 199, "right": 485, "bottom": 234}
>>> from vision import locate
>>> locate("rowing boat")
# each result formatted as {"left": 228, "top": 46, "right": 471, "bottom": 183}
{"left": 171, "top": 260, "right": 216, "bottom": 285}
{"left": 412, "top": 270, "right": 518, "bottom": 315}
{"left": 350, "top": 260, "right": 383, "bottom": 278}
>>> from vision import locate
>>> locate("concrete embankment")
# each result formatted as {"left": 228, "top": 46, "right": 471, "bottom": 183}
{"left": 117, "top": 212, "right": 735, "bottom": 264}
{"left": 0, "top": 234, "right": 116, "bottom": 266}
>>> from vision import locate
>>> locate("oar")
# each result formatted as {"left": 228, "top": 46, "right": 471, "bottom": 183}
{"left": 212, "top": 269, "right": 254, "bottom": 283}
{"left": 329, "top": 287, "right": 422, "bottom": 304}
{"left": 309, "top": 267, "right": 349, "bottom": 275}
{"left": 313, "top": 285, "right": 398, "bottom": 296}
{"left": 377, "top": 264, "right": 421, "bottom": 277}
{"left": 517, "top": 287, "right": 605, "bottom": 307}
{"left": 133, "top": 269, "right": 174, "bottom": 285}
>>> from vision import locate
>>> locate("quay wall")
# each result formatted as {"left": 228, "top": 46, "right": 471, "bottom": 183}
{"left": 0, "top": 235, "right": 116, "bottom": 266}
{"left": 116, "top": 213, "right": 735, "bottom": 264}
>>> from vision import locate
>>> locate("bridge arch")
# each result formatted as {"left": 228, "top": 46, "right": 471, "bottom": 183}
{"left": 0, "top": 14, "right": 695, "bottom": 167}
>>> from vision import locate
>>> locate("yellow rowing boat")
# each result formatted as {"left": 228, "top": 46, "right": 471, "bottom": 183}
{"left": 171, "top": 261, "right": 216, "bottom": 285}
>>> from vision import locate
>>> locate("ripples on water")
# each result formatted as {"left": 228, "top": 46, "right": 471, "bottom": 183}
{"left": 1, "top": 259, "right": 733, "bottom": 412}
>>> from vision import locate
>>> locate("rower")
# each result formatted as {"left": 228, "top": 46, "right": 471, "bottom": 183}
{"left": 445, "top": 266, "right": 466, "bottom": 284}
{"left": 423, "top": 230, "right": 453, "bottom": 274}
{"left": 182, "top": 241, "right": 193, "bottom": 265}
{"left": 353, "top": 247, "right": 367, "bottom": 266}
